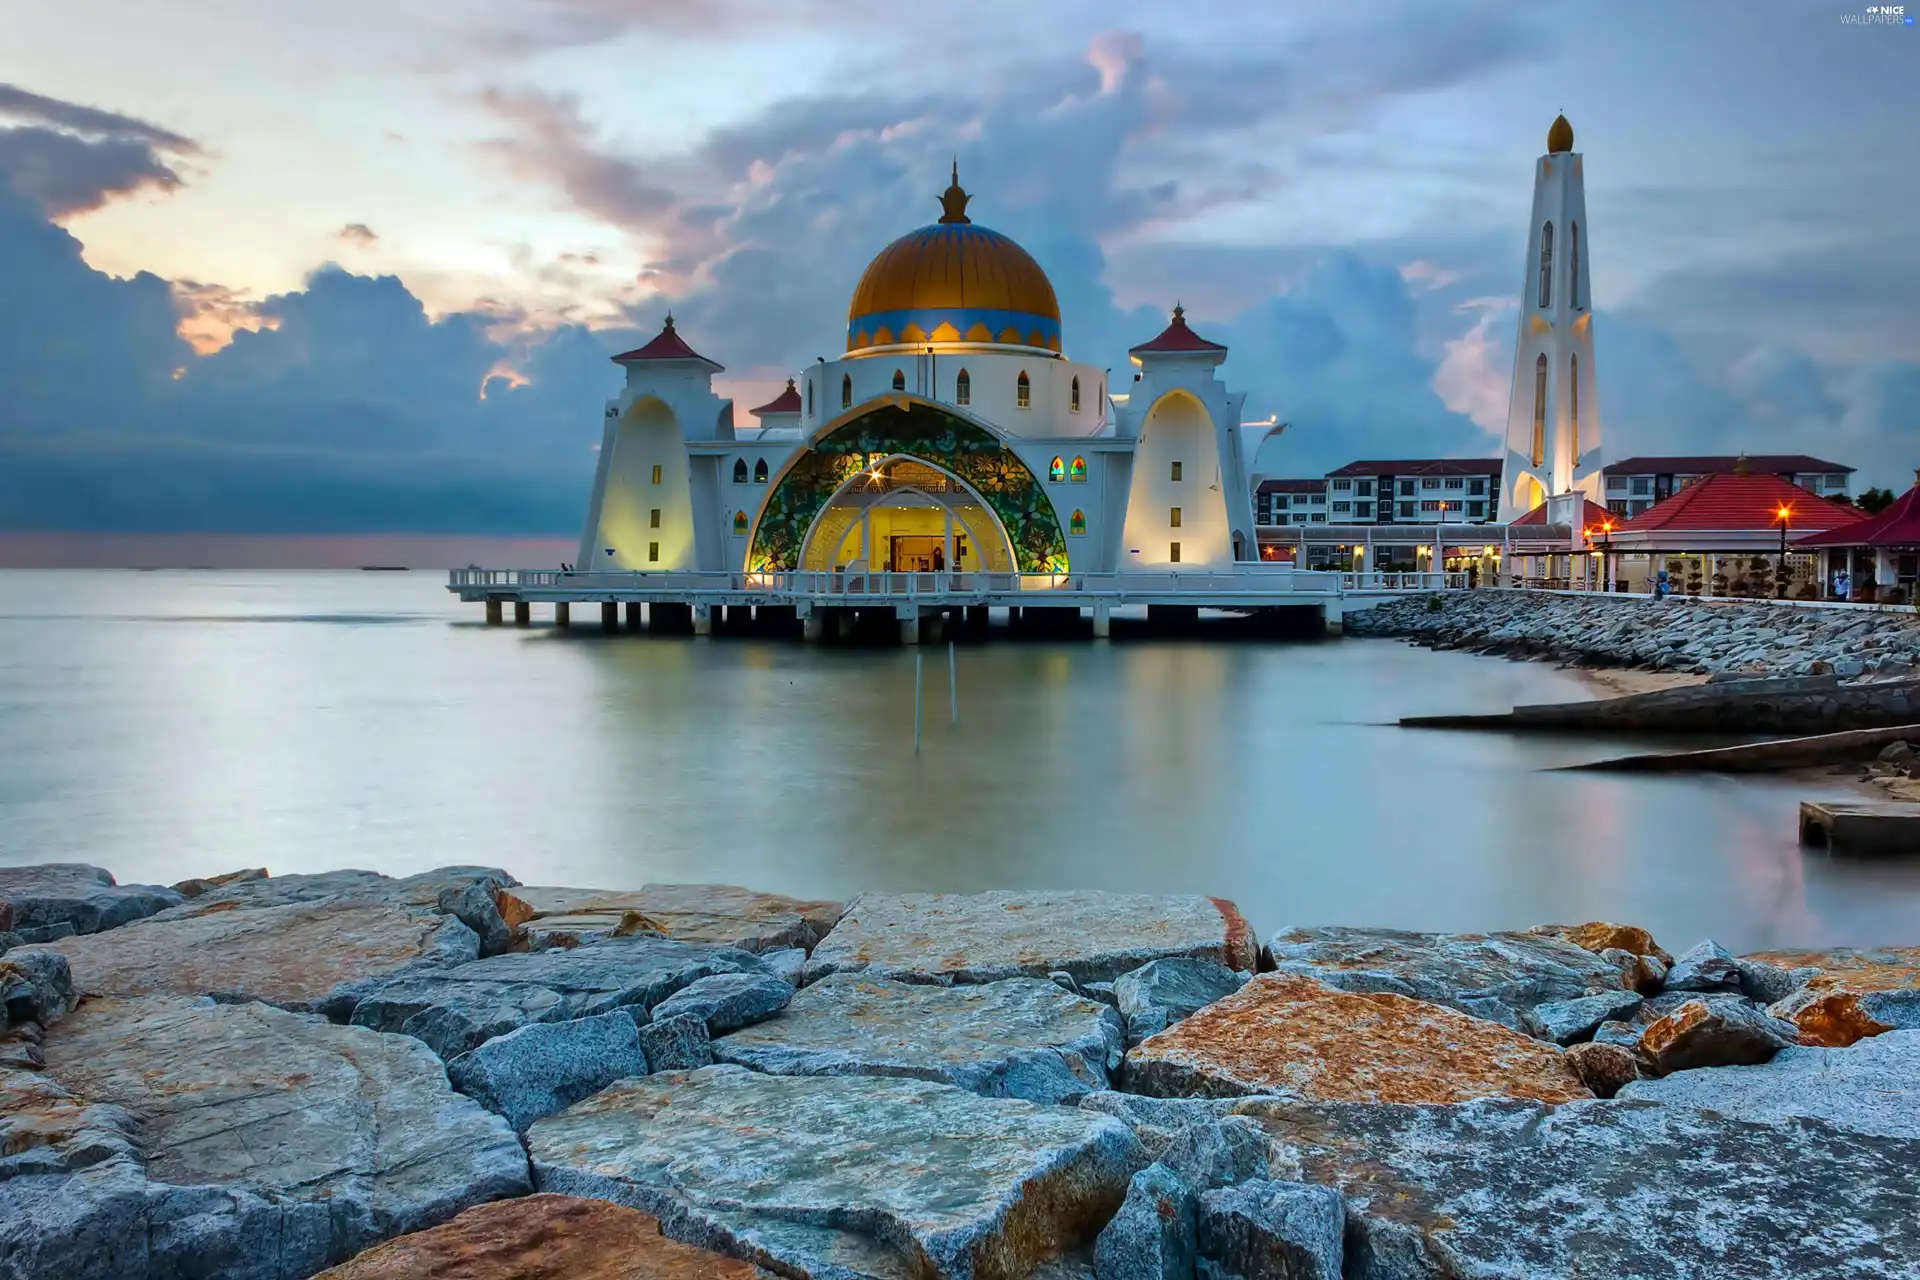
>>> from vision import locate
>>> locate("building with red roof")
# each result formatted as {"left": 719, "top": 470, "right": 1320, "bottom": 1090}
{"left": 1794, "top": 472, "right": 1920, "bottom": 601}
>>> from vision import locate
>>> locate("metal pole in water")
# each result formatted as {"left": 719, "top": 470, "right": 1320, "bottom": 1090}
{"left": 914, "top": 649, "right": 924, "bottom": 756}
{"left": 948, "top": 640, "right": 958, "bottom": 723}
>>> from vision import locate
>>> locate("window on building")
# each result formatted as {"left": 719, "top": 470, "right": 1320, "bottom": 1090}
{"left": 1070, "top": 377, "right": 1081, "bottom": 412}
{"left": 1444, "top": 477, "right": 1464, "bottom": 490}
{"left": 1539, "top": 221, "right": 1554, "bottom": 309}
{"left": 1016, "top": 371, "right": 1031, "bottom": 408}
{"left": 1293, "top": 494, "right": 1309, "bottom": 506}
{"left": 1469, "top": 478, "right": 1486, "bottom": 496}
{"left": 841, "top": 374, "right": 852, "bottom": 409}
{"left": 1333, "top": 501, "right": 1351, "bottom": 513}
{"left": 1310, "top": 493, "right": 1325, "bottom": 505}
{"left": 1569, "top": 222, "right": 1581, "bottom": 310}
{"left": 1468, "top": 501, "right": 1486, "bottom": 519}
{"left": 1169, "top": 506, "right": 1182, "bottom": 528}
{"left": 649, "top": 508, "right": 661, "bottom": 529}
{"left": 1569, "top": 355, "right": 1580, "bottom": 461}
{"left": 648, "top": 542, "right": 659, "bottom": 563}
{"left": 732, "top": 458, "right": 748, "bottom": 484}
{"left": 1170, "top": 460, "right": 1183, "bottom": 482}
{"left": 1532, "top": 353, "right": 1548, "bottom": 468}
{"left": 651, "top": 464, "right": 662, "bottom": 485}
{"left": 806, "top": 380, "right": 813, "bottom": 415}
{"left": 1421, "top": 500, "right": 1442, "bottom": 513}
{"left": 1069, "top": 509, "right": 1086, "bottom": 536}
{"left": 955, "top": 368, "right": 970, "bottom": 405}
{"left": 732, "top": 511, "right": 748, "bottom": 535}
{"left": 1422, "top": 478, "right": 1441, "bottom": 490}
{"left": 1049, "top": 456, "right": 1066, "bottom": 483}
{"left": 1070, "top": 456, "right": 1087, "bottom": 482}
{"left": 891, "top": 369, "right": 906, "bottom": 392}
{"left": 1631, "top": 477, "right": 1652, "bottom": 497}
{"left": 1827, "top": 474, "right": 1848, "bottom": 491}
{"left": 1331, "top": 479, "right": 1352, "bottom": 492}
{"left": 1357, "top": 503, "right": 1373, "bottom": 518}
{"left": 1608, "top": 499, "right": 1629, "bottom": 515}
{"left": 1170, "top": 542, "right": 1181, "bottom": 563}
{"left": 1398, "top": 480, "right": 1415, "bottom": 496}
{"left": 1356, "top": 480, "right": 1374, "bottom": 497}
{"left": 1607, "top": 474, "right": 1629, "bottom": 492}
{"left": 753, "top": 459, "right": 769, "bottom": 483}
{"left": 1397, "top": 501, "right": 1415, "bottom": 518}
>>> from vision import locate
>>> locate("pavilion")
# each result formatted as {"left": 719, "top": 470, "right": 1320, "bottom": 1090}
{"left": 1793, "top": 472, "right": 1920, "bottom": 603}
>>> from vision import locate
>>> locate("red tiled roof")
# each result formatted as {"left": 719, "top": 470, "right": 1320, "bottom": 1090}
{"left": 1795, "top": 482, "right": 1920, "bottom": 548}
{"left": 1615, "top": 471, "right": 1864, "bottom": 534}
{"left": 1606, "top": 454, "right": 1852, "bottom": 476}
{"left": 1512, "top": 496, "right": 1614, "bottom": 529}
{"left": 750, "top": 379, "right": 802, "bottom": 416}
{"left": 1325, "top": 458, "right": 1504, "bottom": 478}
{"left": 1258, "top": 478, "right": 1325, "bottom": 494}
{"left": 612, "top": 316, "right": 721, "bottom": 368}
{"left": 1131, "top": 304, "right": 1226, "bottom": 354}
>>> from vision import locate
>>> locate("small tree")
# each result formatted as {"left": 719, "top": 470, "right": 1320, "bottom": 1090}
{"left": 1860, "top": 488, "right": 1898, "bottom": 515}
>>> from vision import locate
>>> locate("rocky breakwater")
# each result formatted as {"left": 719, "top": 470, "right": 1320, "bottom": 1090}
{"left": 1347, "top": 589, "right": 1920, "bottom": 680}
{"left": 4, "top": 872, "right": 1919, "bottom": 1279}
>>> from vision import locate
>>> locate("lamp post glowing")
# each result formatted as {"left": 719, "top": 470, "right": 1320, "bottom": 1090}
{"left": 1775, "top": 505, "right": 1792, "bottom": 598}
{"left": 1600, "top": 519, "right": 1614, "bottom": 592}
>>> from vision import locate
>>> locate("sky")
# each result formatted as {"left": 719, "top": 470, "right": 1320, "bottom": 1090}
{"left": 0, "top": 0, "right": 1915, "bottom": 536}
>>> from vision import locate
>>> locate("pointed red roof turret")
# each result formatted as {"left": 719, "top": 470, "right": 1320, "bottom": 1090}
{"left": 750, "top": 378, "right": 803, "bottom": 417}
{"left": 612, "top": 314, "right": 723, "bottom": 371}
{"left": 1131, "top": 303, "right": 1227, "bottom": 356}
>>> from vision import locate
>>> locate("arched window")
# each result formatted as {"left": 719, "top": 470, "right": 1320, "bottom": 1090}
{"left": 1569, "top": 222, "right": 1581, "bottom": 310}
{"left": 1070, "top": 456, "right": 1087, "bottom": 482}
{"left": 1569, "top": 355, "right": 1580, "bottom": 462}
{"left": 1070, "top": 376, "right": 1081, "bottom": 412}
{"left": 891, "top": 369, "right": 906, "bottom": 392}
{"left": 1069, "top": 509, "right": 1086, "bottom": 537}
{"left": 732, "top": 510, "right": 748, "bottom": 536}
{"left": 754, "top": 458, "right": 769, "bottom": 483}
{"left": 841, "top": 374, "right": 852, "bottom": 409}
{"left": 1049, "top": 456, "right": 1066, "bottom": 483}
{"left": 732, "top": 458, "right": 748, "bottom": 484}
{"left": 806, "top": 380, "right": 813, "bottom": 415}
{"left": 1532, "top": 353, "right": 1548, "bottom": 468}
{"left": 1016, "top": 371, "right": 1031, "bottom": 409}
{"left": 955, "top": 368, "right": 970, "bottom": 405}
{"left": 1538, "top": 221, "right": 1554, "bottom": 309}
{"left": 1098, "top": 383, "right": 1105, "bottom": 416}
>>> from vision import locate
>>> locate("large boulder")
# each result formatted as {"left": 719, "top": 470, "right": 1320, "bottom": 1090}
{"left": 511, "top": 883, "right": 843, "bottom": 954}
{"left": 1621, "top": 1030, "right": 1920, "bottom": 1140}
{"left": 1078, "top": 1094, "right": 1271, "bottom": 1193}
{"left": 1094, "top": 1164, "right": 1196, "bottom": 1280}
{"left": 1526, "top": 921, "right": 1673, "bottom": 965}
{"left": 1264, "top": 925, "right": 1631, "bottom": 1033}
{"left": 1745, "top": 946, "right": 1920, "bottom": 1047}
{"left": 712, "top": 973, "right": 1124, "bottom": 1105}
{"left": 446, "top": 1010, "right": 651, "bottom": 1133}
{"left": 347, "top": 936, "right": 774, "bottom": 1058}
{"left": 0, "top": 864, "right": 182, "bottom": 937}
{"left": 1111, "top": 958, "right": 1249, "bottom": 1048}
{"left": 528, "top": 1066, "right": 1148, "bottom": 1280}
{"left": 648, "top": 970, "right": 793, "bottom": 1034}
{"left": 1638, "top": 997, "right": 1799, "bottom": 1075}
{"left": 1529, "top": 990, "right": 1644, "bottom": 1045}
{"left": 637, "top": 1012, "right": 713, "bottom": 1071}
{"left": 0, "top": 949, "right": 76, "bottom": 1031}
{"left": 313, "top": 1195, "right": 769, "bottom": 1279}
{"left": 1195, "top": 1180, "right": 1344, "bottom": 1280}
{"left": 1122, "top": 973, "right": 1590, "bottom": 1105}
{"left": 1663, "top": 939, "right": 1744, "bottom": 992}
{"left": 807, "top": 891, "right": 1259, "bottom": 986}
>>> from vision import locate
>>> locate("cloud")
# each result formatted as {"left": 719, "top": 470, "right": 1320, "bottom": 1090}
{"left": 0, "top": 83, "right": 202, "bottom": 217}
{"left": 337, "top": 222, "right": 379, "bottom": 246}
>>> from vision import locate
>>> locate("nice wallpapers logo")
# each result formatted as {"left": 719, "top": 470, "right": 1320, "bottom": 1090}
{"left": 1843, "top": 5, "right": 1913, "bottom": 22}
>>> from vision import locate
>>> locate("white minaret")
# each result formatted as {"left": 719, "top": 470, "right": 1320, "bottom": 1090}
{"left": 1497, "top": 113, "right": 1604, "bottom": 522}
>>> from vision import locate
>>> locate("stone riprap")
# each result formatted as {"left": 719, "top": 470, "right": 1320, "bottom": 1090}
{"left": 648, "top": 970, "right": 793, "bottom": 1033}
{"left": 346, "top": 936, "right": 775, "bottom": 1058}
{"left": 1638, "top": 996, "right": 1803, "bottom": 1075}
{"left": 805, "top": 890, "right": 1259, "bottom": 986}
{"left": 1111, "top": 958, "right": 1249, "bottom": 1048}
{"left": 1124, "top": 973, "right": 1591, "bottom": 1105}
{"left": 1347, "top": 589, "right": 1920, "bottom": 681}
{"left": 509, "top": 883, "right": 843, "bottom": 954}
{"left": 314, "top": 1195, "right": 768, "bottom": 1280}
{"left": 0, "top": 863, "right": 182, "bottom": 940}
{"left": 1744, "top": 945, "right": 1920, "bottom": 1046}
{"left": 1621, "top": 1030, "right": 1920, "bottom": 1140}
{"left": 445, "top": 1009, "right": 650, "bottom": 1133}
{"left": 0, "top": 949, "right": 76, "bottom": 1032}
{"left": 711, "top": 973, "right": 1124, "bottom": 1104}
{"left": 1195, "top": 1180, "right": 1345, "bottom": 1280}
{"left": 1265, "top": 925, "right": 1634, "bottom": 1033}
{"left": 1094, "top": 1163, "right": 1196, "bottom": 1280}
{"left": 637, "top": 1012, "right": 713, "bottom": 1071}
{"left": 527, "top": 1066, "right": 1147, "bottom": 1280}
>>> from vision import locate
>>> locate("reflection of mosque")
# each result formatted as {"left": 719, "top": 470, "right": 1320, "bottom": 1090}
{"left": 577, "top": 164, "right": 1282, "bottom": 581}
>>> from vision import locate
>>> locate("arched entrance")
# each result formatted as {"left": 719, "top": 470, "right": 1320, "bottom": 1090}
{"left": 748, "top": 396, "right": 1067, "bottom": 572}
{"left": 799, "top": 457, "right": 1017, "bottom": 573}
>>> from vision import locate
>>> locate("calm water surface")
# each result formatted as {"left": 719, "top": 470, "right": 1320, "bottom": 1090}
{"left": 3, "top": 570, "right": 1916, "bottom": 953}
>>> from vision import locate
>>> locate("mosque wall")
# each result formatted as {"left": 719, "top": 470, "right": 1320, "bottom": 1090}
{"left": 583, "top": 395, "right": 698, "bottom": 571}
{"left": 798, "top": 354, "right": 1108, "bottom": 442}
{"left": 1119, "top": 389, "right": 1234, "bottom": 569}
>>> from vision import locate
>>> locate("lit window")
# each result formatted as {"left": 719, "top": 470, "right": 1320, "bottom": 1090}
{"left": 651, "top": 464, "right": 662, "bottom": 485}
{"left": 1171, "top": 460, "right": 1183, "bottom": 482}
{"left": 733, "top": 510, "right": 748, "bottom": 535}
{"left": 1016, "top": 371, "right": 1031, "bottom": 408}
{"left": 1539, "top": 221, "right": 1554, "bottom": 309}
{"left": 892, "top": 369, "right": 906, "bottom": 392}
{"left": 1170, "top": 542, "right": 1181, "bottom": 563}
{"left": 1070, "top": 456, "right": 1087, "bottom": 482}
{"left": 1170, "top": 506, "right": 1182, "bottom": 528}
{"left": 1532, "top": 354, "right": 1547, "bottom": 467}
{"left": 841, "top": 374, "right": 852, "bottom": 409}
{"left": 1069, "top": 509, "right": 1086, "bottom": 536}
{"left": 1049, "top": 456, "right": 1066, "bottom": 483}
{"left": 732, "top": 458, "right": 748, "bottom": 484}
{"left": 955, "top": 368, "right": 970, "bottom": 405}
{"left": 754, "top": 458, "right": 769, "bottom": 483}
{"left": 1071, "top": 376, "right": 1081, "bottom": 412}
{"left": 649, "top": 508, "right": 661, "bottom": 529}
{"left": 648, "top": 542, "right": 659, "bottom": 563}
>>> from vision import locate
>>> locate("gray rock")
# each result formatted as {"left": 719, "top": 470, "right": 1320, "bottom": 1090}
{"left": 1264, "top": 925, "right": 1631, "bottom": 1031}
{"left": 806, "top": 890, "right": 1259, "bottom": 986}
{"left": 1113, "top": 958, "right": 1248, "bottom": 1048}
{"left": 0, "top": 930, "right": 20, "bottom": 955}
{"left": 1095, "top": 1164, "right": 1197, "bottom": 1280}
{"left": 436, "top": 881, "right": 517, "bottom": 957}
{"left": 1156, "top": 1114, "right": 1270, "bottom": 1191}
{"left": 639, "top": 1012, "right": 713, "bottom": 1070}
{"left": 761, "top": 947, "right": 806, "bottom": 987}
{"left": 446, "top": 1009, "right": 650, "bottom": 1133}
{"left": 149, "top": 865, "right": 518, "bottom": 917}
{"left": 1877, "top": 739, "right": 1914, "bottom": 763}
{"left": 1563, "top": 1040, "right": 1640, "bottom": 1099}
{"left": 711, "top": 973, "right": 1124, "bottom": 1105}
{"left": 11, "top": 922, "right": 76, "bottom": 946}
{"left": 1733, "top": 957, "right": 1803, "bottom": 1005}
{"left": 1640, "top": 997, "right": 1800, "bottom": 1075}
{"left": 1664, "top": 938, "right": 1743, "bottom": 992}
{"left": 1083, "top": 981, "right": 1118, "bottom": 1008}
{"left": 1196, "top": 1180, "right": 1344, "bottom": 1280}
{"left": 0, "top": 864, "right": 183, "bottom": 936}
{"left": 1621, "top": 1030, "right": 1920, "bottom": 1140}
{"left": 1529, "top": 990, "right": 1644, "bottom": 1045}
{"left": 527, "top": 1066, "right": 1147, "bottom": 1280}
{"left": 649, "top": 970, "right": 793, "bottom": 1033}
{"left": 1050, "top": 969, "right": 1083, "bottom": 995}
{"left": 1, "top": 948, "right": 76, "bottom": 1030}
{"left": 1221, "top": 1094, "right": 1920, "bottom": 1278}
{"left": 511, "top": 882, "right": 842, "bottom": 954}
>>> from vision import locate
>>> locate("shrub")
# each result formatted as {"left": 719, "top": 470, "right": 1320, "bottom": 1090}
{"left": 1425, "top": 594, "right": 1445, "bottom": 613}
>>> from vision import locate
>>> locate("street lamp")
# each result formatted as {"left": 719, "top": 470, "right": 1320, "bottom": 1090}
{"left": 1600, "top": 519, "right": 1614, "bottom": 592}
{"left": 1775, "top": 504, "right": 1792, "bottom": 598}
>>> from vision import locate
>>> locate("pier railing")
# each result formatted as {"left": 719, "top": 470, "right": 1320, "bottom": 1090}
{"left": 448, "top": 567, "right": 1457, "bottom": 597}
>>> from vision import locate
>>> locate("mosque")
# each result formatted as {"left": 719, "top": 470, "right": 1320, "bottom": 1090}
{"left": 575, "top": 164, "right": 1284, "bottom": 582}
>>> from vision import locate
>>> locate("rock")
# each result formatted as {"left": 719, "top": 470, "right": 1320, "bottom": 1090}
{"left": 1527, "top": 920, "right": 1673, "bottom": 965}
{"left": 1220, "top": 1094, "right": 1920, "bottom": 1279}
{"left": 312, "top": 1194, "right": 767, "bottom": 1279}
{"left": 1596, "top": 946, "right": 1667, "bottom": 993}
{"left": 1639, "top": 997, "right": 1798, "bottom": 1075}
{"left": 1, "top": 1059, "right": 144, "bottom": 1183}
{"left": 1664, "top": 938, "right": 1743, "bottom": 992}
{"left": 513, "top": 883, "right": 842, "bottom": 954}
{"left": 528, "top": 1066, "right": 1148, "bottom": 1279}
{"left": 1768, "top": 986, "right": 1903, "bottom": 1047}
{"left": 437, "top": 881, "right": 521, "bottom": 957}
{"left": 1083, "top": 981, "right": 1118, "bottom": 1008}
{"left": 1744, "top": 945, "right": 1920, "bottom": 1046}
{"left": 1529, "top": 990, "right": 1644, "bottom": 1044}
{"left": 0, "top": 864, "right": 182, "bottom": 936}
{"left": 1590, "top": 1019, "right": 1643, "bottom": 1049}
{"left": 153, "top": 865, "right": 518, "bottom": 917}
{"left": 712, "top": 973, "right": 1123, "bottom": 1105}
{"left": 1877, "top": 739, "right": 1914, "bottom": 763}
{"left": 1123, "top": 973, "right": 1590, "bottom": 1105}
{"left": 638, "top": 1012, "right": 713, "bottom": 1071}
{"left": 8, "top": 922, "right": 75, "bottom": 946}
{"left": 1094, "top": 1164, "right": 1197, "bottom": 1280}
{"left": 1563, "top": 1041, "right": 1640, "bottom": 1098}
{"left": 0, "top": 930, "right": 20, "bottom": 956}
{"left": 34, "top": 899, "right": 478, "bottom": 1017}
{"left": 1155, "top": 1114, "right": 1270, "bottom": 1191}
{"left": 170, "top": 868, "right": 268, "bottom": 899}
{"left": 1621, "top": 1030, "right": 1920, "bottom": 1141}
{"left": 19, "top": 995, "right": 529, "bottom": 1276}
{"left": 1733, "top": 956, "right": 1802, "bottom": 1005}
{"left": 446, "top": 1010, "right": 650, "bottom": 1133}
{"left": 1049, "top": 969, "right": 1083, "bottom": 995}
{"left": 348, "top": 936, "right": 773, "bottom": 1058}
{"left": 760, "top": 947, "right": 806, "bottom": 987}
{"left": 0, "top": 949, "right": 76, "bottom": 1030}
{"left": 1112, "top": 958, "right": 1248, "bottom": 1048}
{"left": 1195, "top": 1180, "right": 1344, "bottom": 1280}
{"left": 806, "top": 890, "right": 1259, "bottom": 986}
{"left": 649, "top": 970, "right": 793, "bottom": 1033}
{"left": 1264, "top": 925, "right": 1630, "bottom": 1032}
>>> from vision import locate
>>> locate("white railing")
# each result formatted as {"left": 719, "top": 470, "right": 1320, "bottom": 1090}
{"left": 447, "top": 567, "right": 1458, "bottom": 597}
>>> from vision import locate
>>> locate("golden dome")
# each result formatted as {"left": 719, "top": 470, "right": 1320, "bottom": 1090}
{"left": 845, "top": 164, "right": 1062, "bottom": 355}
{"left": 1547, "top": 113, "right": 1574, "bottom": 155}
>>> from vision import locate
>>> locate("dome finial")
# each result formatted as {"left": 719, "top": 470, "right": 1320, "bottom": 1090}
{"left": 663, "top": 311, "right": 675, "bottom": 330}
{"left": 1172, "top": 301, "right": 1186, "bottom": 324}
{"left": 938, "top": 160, "right": 971, "bottom": 225}
{"left": 1547, "top": 112, "right": 1574, "bottom": 154}
{"left": 1733, "top": 451, "right": 1750, "bottom": 476}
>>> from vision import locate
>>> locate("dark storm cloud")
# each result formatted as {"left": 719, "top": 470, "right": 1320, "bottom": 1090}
{"left": 0, "top": 83, "right": 202, "bottom": 217}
